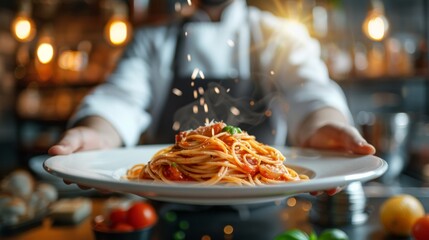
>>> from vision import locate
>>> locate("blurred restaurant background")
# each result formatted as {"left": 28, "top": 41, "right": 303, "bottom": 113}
{"left": 0, "top": 0, "right": 428, "bottom": 184}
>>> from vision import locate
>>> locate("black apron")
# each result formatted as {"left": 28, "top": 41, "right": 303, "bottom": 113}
{"left": 151, "top": 18, "right": 281, "bottom": 145}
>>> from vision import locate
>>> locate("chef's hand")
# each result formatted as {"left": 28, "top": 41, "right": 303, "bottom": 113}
{"left": 302, "top": 122, "right": 376, "bottom": 155}
{"left": 48, "top": 116, "right": 122, "bottom": 192}
{"left": 48, "top": 126, "right": 108, "bottom": 155}
{"left": 48, "top": 126, "right": 112, "bottom": 191}
{"left": 303, "top": 123, "right": 376, "bottom": 196}
{"left": 48, "top": 116, "right": 122, "bottom": 155}
{"left": 296, "top": 108, "right": 375, "bottom": 155}
{"left": 296, "top": 108, "right": 376, "bottom": 196}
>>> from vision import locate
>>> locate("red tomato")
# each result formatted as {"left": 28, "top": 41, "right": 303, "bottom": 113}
{"left": 163, "top": 165, "right": 185, "bottom": 181}
{"left": 109, "top": 208, "right": 128, "bottom": 226}
{"left": 112, "top": 222, "right": 134, "bottom": 232}
{"left": 412, "top": 215, "right": 429, "bottom": 240}
{"left": 126, "top": 202, "right": 158, "bottom": 229}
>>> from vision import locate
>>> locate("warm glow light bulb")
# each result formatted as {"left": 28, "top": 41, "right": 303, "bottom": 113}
{"left": 103, "top": 0, "right": 132, "bottom": 47}
{"left": 367, "top": 15, "right": 388, "bottom": 41}
{"left": 105, "top": 17, "right": 131, "bottom": 46}
{"left": 58, "top": 50, "right": 86, "bottom": 71}
{"left": 362, "top": 0, "right": 389, "bottom": 42}
{"left": 11, "top": 16, "right": 36, "bottom": 42}
{"left": 363, "top": 11, "right": 389, "bottom": 41}
{"left": 15, "top": 19, "right": 31, "bottom": 39}
{"left": 109, "top": 20, "right": 127, "bottom": 45}
{"left": 37, "top": 42, "right": 54, "bottom": 64}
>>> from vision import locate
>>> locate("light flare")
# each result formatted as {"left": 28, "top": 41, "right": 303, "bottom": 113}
{"left": 227, "top": 39, "right": 235, "bottom": 47}
{"left": 198, "top": 87, "right": 204, "bottom": 95}
{"left": 36, "top": 42, "right": 54, "bottom": 64}
{"left": 174, "top": 2, "right": 181, "bottom": 12}
{"left": 223, "top": 225, "right": 234, "bottom": 235}
{"left": 12, "top": 16, "right": 36, "bottom": 42}
{"left": 365, "top": 15, "right": 388, "bottom": 41}
{"left": 230, "top": 107, "right": 240, "bottom": 116}
{"left": 105, "top": 17, "right": 131, "bottom": 46}
{"left": 191, "top": 68, "right": 199, "bottom": 79}
{"left": 172, "top": 121, "right": 180, "bottom": 131}
{"left": 199, "top": 70, "right": 205, "bottom": 79}
{"left": 362, "top": 1, "right": 389, "bottom": 42}
{"left": 172, "top": 88, "right": 183, "bottom": 96}
{"left": 287, "top": 197, "right": 297, "bottom": 207}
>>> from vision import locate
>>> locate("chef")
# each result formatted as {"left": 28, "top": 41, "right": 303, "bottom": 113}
{"left": 49, "top": 0, "right": 375, "bottom": 164}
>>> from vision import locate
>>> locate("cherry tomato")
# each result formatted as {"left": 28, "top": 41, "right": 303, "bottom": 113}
{"left": 126, "top": 202, "right": 158, "bottom": 229}
{"left": 112, "top": 222, "right": 134, "bottom": 232}
{"left": 109, "top": 208, "right": 128, "bottom": 226}
{"left": 412, "top": 215, "right": 429, "bottom": 240}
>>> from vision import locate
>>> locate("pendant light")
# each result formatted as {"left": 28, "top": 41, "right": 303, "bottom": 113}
{"left": 362, "top": 0, "right": 389, "bottom": 41}
{"left": 11, "top": 0, "right": 36, "bottom": 42}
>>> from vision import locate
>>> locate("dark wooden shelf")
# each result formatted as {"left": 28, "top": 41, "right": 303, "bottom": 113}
{"left": 16, "top": 116, "right": 69, "bottom": 125}
{"left": 16, "top": 79, "right": 102, "bottom": 90}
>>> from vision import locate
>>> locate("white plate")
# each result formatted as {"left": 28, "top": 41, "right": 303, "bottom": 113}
{"left": 43, "top": 145, "right": 387, "bottom": 205}
{"left": 29, "top": 155, "right": 94, "bottom": 196}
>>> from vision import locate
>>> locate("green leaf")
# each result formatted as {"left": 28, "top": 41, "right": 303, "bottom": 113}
{"left": 318, "top": 229, "right": 348, "bottom": 240}
{"left": 222, "top": 125, "right": 242, "bottom": 135}
{"left": 309, "top": 231, "right": 318, "bottom": 240}
{"left": 274, "top": 229, "right": 310, "bottom": 240}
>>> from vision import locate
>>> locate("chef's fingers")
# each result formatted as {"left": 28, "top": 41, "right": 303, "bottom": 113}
{"left": 304, "top": 124, "right": 376, "bottom": 155}
{"left": 64, "top": 179, "right": 93, "bottom": 190}
{"left": 310, "top": 191, "right": 323, "bottom": 196}
{"left": 326, "top": 186, "right": 344, "bottom": 196}
{"left": 336, "top": 126, "right": 376, "bottom": 155}
{"left": 310, "top": 186, "right": 344, "bottom": 197}
{"left": 49, "top": 127, "right": 107, "bottom": 155}
{"left": 48, "top": 128, "right": 85, "bottom": 155}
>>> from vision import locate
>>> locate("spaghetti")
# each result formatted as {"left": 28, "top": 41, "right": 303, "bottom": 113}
{"left": 126, "top": 122, "right": 308, "bottom": 186}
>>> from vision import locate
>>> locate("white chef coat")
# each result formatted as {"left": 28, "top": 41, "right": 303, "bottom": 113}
{"left": 70, "top": 0, "right": 352, "bottom": 146}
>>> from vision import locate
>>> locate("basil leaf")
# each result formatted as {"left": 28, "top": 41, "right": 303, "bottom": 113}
{"left": 222, "top": 125, "right": 242, "bottom": 135}
{"left": 274, "top": 229, "right": 310, "bottom": 240}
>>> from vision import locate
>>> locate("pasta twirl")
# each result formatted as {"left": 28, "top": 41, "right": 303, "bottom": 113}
{"left": 126, "top": 122, "right": 308, "bottom": 186}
